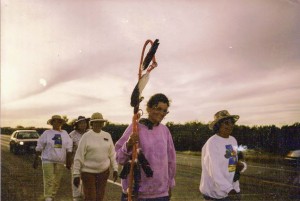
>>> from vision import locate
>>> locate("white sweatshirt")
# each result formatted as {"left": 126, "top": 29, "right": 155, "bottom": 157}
{"left": 199, "top": 134, "right": 240, "bottom": 199}
{"left": 73, "top": 130, "right": 118, "bottom": 176}
{"left": 36, "top": 129, "right": 73, "bottom": 164}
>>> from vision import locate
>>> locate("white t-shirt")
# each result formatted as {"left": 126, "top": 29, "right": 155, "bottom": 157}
{"left": 199, "top": 134, "right": 240, "bottom": 199}
{"left": 73, "top": 130, "right": 118, "bottom": 176}
{"left": 36, "top": 129, "right": 73, "bottom": 164}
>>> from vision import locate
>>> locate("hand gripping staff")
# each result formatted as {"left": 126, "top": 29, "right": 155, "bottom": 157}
{"left": 128, "top": 39, "right": 160, "bottom": 201}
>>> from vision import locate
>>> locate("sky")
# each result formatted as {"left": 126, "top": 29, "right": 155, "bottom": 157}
{"left": 1, "top": 0, "right": 300, "bottom": 128}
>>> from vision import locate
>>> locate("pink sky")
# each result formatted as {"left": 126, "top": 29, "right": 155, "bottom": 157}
{"left": 1, "top": 0, "right": 300, "bottom": 128}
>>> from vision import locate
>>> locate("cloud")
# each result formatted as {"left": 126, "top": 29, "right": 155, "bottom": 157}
{"left": 1, "top": 0, "right": 300, "bottom": 127}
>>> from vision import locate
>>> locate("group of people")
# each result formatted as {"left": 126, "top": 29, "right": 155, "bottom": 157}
{"left": 33, "top": 93, "right": 247, "bottom": 201}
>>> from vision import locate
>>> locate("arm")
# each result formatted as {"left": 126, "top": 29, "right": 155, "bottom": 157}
{"left": 108, "top": 135, "right": 119, "bottom": 182}
{"left": 72, "top": 135, "right": 83, "bottom": 188}
{"left": 65, "top": 133, "right": 73, "bottom": 169}
{"left": 167, "top": 129, "right": 176, "bottom": 189}
{"left": 66, "top": 152, "right": 72, "bottom": 170}
{"left": 73, "top": 135, "right": 87, "bottom": 177}
{"left": 115, "top": 124, "right": 134, "bottom": 165}
{"left": 167, "top": 129, "right": 176, "bottom": 198}
{"left": 33, "top": 132, "right": 47, "bottom": 169}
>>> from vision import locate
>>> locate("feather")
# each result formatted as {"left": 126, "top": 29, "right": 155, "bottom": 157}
{"left": 133, "top": 161, "right": 141, "bottom": 195}
{"left": 130, "top": 73, "right": 150, "bottom": 107}
{"left": 142, "top": 39, "right": 159, "bottom": 70}
{"left": 138, "top": 150, "right": 153, "bottom": 177}
{"left": 119, "top": 161, "right": 131, "bottom": 179}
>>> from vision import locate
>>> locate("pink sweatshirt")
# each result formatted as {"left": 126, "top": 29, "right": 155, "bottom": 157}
{"left": 115, "top": 123, "right": 176, "bottom": 199}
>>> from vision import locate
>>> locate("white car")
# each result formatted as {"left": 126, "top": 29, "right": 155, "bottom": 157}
{"left": 9, "top": 130, "right": 40, "bottom": 155}
{"left": 285, "top": 149, "right": 300, "bottom": 167}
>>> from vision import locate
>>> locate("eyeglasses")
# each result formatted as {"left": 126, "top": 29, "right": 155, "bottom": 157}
{"left": 153, "top": 106, "right": 169, "bottom": 115}
{"left": 222, "top": 119, "right": 234, "bottom": 125}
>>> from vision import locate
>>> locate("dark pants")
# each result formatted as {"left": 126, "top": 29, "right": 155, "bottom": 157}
{"left": 81, "top": 169, "right": 110, "bottom": 201}
{"left": 203, "top": 194, "right": 241, "bottom": 201}
{"left": 121, "top": 193, "right": 169, "bottom": 201}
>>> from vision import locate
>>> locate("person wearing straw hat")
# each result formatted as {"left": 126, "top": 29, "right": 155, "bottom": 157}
{"left": 199, "top": 110, "right": 247, "bottom": 201}
{"left": 33, "top": 115, "right": 73, "bottom": 201}
{"left": 73, "top": 112, "right": 118, "bottom": 201}
{"left": 69, "top": 116, "right": 90, "bottom": 201}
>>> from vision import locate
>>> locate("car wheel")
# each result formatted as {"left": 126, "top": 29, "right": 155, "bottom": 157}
{"left": 9, "top": 145, "right": 13, "bottom": 153}
{"left": 12, "top": 146, "right": 19, "bottom": 155}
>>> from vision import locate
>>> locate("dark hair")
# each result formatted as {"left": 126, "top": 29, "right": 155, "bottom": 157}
{"left": 74, "top": 120, "right": 89, "bottom": 130}
{"left": 212, "top": 117, "right": 234, "bottom": 133}
{"left": 147, "top": 93, "right": 170, "bottom": 108}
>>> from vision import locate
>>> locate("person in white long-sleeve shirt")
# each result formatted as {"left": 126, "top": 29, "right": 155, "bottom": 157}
{"left": 69, "top": 116, "right": 90, "bottom": 201}
{"left": 73, "top": 112, "right": 118, "bottom": 201}
{"left": 200, "top": 110, "right": 247, "bottom": 201}
{"left": 33, "top": 115, "right": 73, "bottom": 201}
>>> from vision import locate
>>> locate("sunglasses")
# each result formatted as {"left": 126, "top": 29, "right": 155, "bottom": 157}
{"left": 153, "top": 106, "right": 169, "bottom": 115}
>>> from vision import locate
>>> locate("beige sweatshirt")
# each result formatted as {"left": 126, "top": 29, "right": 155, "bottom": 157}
{"left": 73, "top": 130, "right": 118, "bottom": 176}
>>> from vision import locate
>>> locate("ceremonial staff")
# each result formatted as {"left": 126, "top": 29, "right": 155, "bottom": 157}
{"left": 128, "top": 39, "right": 160, "bottom": 201}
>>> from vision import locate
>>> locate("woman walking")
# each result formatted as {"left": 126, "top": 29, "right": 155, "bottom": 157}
{"left": 73, "top": 112, "right": 118, "bottom": 201}
{"left": 33, "top": 115, "right": 73, "bottom": 201}
{"left": 70, "top": 116, "right": 90, "bottom": 201}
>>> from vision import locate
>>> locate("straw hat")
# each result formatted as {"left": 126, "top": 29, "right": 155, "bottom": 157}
{"left": 209, "top": 110, "right": 239, "bottom": 130}
{"left": 47, "top": 115, "right": 66, "bottom": 125}
{"left": 90, "top": 112, "right": 107, "bottom": 122}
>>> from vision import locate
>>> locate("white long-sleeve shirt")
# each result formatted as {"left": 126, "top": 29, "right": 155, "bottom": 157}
{"left": 73, "top": 130, "right": 118, "bottom": 176}
{"left": 69, "top": 130, "right": 85, "bottom": 155}
{"left": 199, "top": 134, "right": 240, "bottom": 199}
{"left": 35, "top": 129, "right": 73, "bottom": 164}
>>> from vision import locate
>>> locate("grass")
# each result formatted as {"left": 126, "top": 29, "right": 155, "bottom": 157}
{"left": 177, "top": 149, "right": 285, "bottom": 164}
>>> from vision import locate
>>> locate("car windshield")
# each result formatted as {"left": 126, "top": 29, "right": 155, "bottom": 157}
{"left": 17, "top": 132, "right": 39, "bottom": 139}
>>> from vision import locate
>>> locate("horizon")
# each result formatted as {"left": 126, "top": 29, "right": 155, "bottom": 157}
{"left": 1, "top": 119, "right": 299, "bottom": 129}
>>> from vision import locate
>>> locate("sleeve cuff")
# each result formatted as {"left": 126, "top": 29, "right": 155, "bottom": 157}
{"left": 35, "top": 147, "right": 43, "bottom": 152}
{"left": 169, "top": 178, "right": 175, "bottom": 188}
{"left": 225, "top": 187, "right": 234, "bottom": 194}
{"left": 121, "top": 142, "right": 132, "bottom": 156}
{"left": 73, "top": 169, "right": 81, "bottom": 175}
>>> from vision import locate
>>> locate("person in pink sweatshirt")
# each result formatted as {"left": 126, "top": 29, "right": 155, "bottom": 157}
{"left": 115, "top": 93, "right": 176, "bottom": 201}
{"left": 199, "top": 110, "right": 247, "bottom": 201}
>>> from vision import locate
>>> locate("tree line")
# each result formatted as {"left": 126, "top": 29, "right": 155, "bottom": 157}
{"left": 1, "top": 121, "right": 299, "bottom": 155}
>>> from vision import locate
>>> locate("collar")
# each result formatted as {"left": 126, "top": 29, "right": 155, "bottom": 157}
{"left": 139, "top": 118, "right": 159, "bottom": 130}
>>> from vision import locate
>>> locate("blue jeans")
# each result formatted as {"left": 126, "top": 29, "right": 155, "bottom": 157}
{"left": 121, "top": 193, "right": 169, "bottom": 201}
